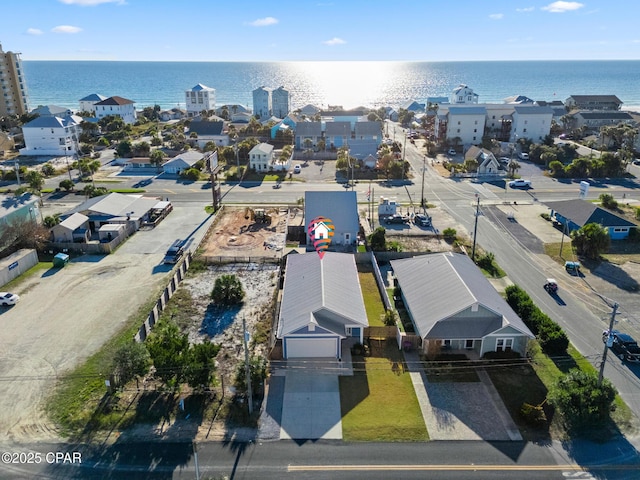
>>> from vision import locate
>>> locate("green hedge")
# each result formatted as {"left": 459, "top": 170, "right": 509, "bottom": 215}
{"left": 505, "top": 285, "right": 569, "bottom": 355}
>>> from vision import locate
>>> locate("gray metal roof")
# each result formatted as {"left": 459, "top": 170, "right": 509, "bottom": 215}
{"left": 79, "top": 93, "right": 106, "bottom": 102}
{"left": 305, "top": 191, "right": 359, "bottom": 235}
{"left": 355, "top": 121, "right": 382, "bottom": 136}
{"left": 58, "top": 212, "right": 89, "bottom": 230}
{"left": 575, "top": 112, "right": 633, "bottom": 120}
{"left": 390, "top": 253, "right": 533, "bottom": 340}
{"left": 545, "top": 199, "right": 637, "bottom": 228}
{"left": 325, "top": 121, "right": 351, "bottom": 135}
{"left": 513, "top": 105, "right": 554, "bottom": 115}
{"left": 163, "top": 150, "right": 204, "bottom": 169}
{"left": 277, "top": 252, "right": 368, "bottom": 337}
{"left": 567, "top": 95, "right": 622, "bottom": 104}
{"left": 65, "top": 192, "right": 159, "bottom": 219}
{"left": 23, "top": 114, "right": 82, "bottom": 129}
{"left": 448, "top": 106, "right": 487, "bottom": 115}
{"left": 189, "top": 120, "right": 224, "bottom": 136}
{"left": 295, "top": 121, "right": 322, "bottom": 136}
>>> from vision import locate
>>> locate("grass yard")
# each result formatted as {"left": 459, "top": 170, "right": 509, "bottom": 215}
{"left": 358, "top": 271, "right": 386, "bottom": 327}
{"left": 487, "top": 342, "right": 638, "bottom": 441}
{"left": 340, "top": 339, "right": 428, "bottom": 442}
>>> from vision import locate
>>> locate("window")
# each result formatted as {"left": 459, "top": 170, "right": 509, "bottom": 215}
{"left": 474, "top": 120, "right": 478, "bottom": 125}
{"left": 465, "top": 339, "right": 473, "bottom": 349}
{"left": 473, "top": 129, "right": 477, "bottom": 133}
{"left": 442, "top": 339, "right": 451, "bottom": 348}
{"left": 457, "top": 121, "right": 461, "bottom": 125}
{"left": 496, "top": 338, "right": 513, "bottom": 352}
{"left": 457, "top": 129, "right": 460, "bottom": 133}
{"left": 523, "top": 128, "right": 527, "bottom": 133}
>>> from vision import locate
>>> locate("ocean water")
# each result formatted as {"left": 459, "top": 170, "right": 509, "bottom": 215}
{"left": 21, "top": 60, "right": 640, "bottom": 113}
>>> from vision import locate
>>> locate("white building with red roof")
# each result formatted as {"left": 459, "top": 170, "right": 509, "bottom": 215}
{"left": 94, "top": 96, "right": 136, "bottom": 124}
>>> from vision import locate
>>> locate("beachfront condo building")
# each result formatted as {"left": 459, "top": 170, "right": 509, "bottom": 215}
{"left": 0, "top": 43, "right": 29, "bottom": 117}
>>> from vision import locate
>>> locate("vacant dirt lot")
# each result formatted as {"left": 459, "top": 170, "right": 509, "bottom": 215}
{"left": 180, "top": 263, "right": 280, "bottom": 384}
{"left": 200, "top": 207, "right": 302, "bottom": 259}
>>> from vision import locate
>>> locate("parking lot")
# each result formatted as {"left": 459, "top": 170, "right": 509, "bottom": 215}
{"left": 0, "top": 203, "right": 213, "bottom": 442}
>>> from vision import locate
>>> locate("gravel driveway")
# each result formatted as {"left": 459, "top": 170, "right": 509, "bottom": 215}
{"left": 0, "top": 203, "right": 213, "bottom": 442}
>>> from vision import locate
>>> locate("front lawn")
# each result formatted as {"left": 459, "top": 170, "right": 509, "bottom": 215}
{"left": 340, "top": 339, "right": 428, "bottom": 441}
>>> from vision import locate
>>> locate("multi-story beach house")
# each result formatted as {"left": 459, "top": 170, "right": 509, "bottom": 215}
{"left": 20, "top": 114, "right": 82, "bottom": 156}
{"left": 252, "top": 86, "right": 272, "bottom": 119}
{"left": 78, "top": 93, "right": 107, "bottom": 114}
{"left": 185, "top": 84, "right": 216, "bottom": 117}
{"left": 271, "top": 86, "right": 290, "bottom": 118}
{"left": 0, "top": 43, "right": 29, "bottom": 117}
{"left": 94, "top": 96, "right": 136, "bottom": 124}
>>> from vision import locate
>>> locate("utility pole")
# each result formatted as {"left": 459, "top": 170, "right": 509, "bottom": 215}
{"left": 242, "top": 316, "right": 253, "bottom": 415}
{"left": 421, "top": 155, "right": 426, "bottom": 212}
{"left": 598, "top": 303, "right": 619, "bottom": 386}
{"left": 471, "top": 194, "right": 480, "bottom": 260}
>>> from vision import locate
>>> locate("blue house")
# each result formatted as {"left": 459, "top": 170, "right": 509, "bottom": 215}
{"left": 546, "top": 199, "right": 636, "bottom": 240}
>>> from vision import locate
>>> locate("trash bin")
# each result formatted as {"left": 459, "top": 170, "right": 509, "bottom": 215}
{"left": 53, "top": 253, "right": 70, "bottom": 268}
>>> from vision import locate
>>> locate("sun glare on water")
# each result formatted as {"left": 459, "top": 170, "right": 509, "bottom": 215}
{"left": 289, "top": 61, "right": 407, "bottom": 109}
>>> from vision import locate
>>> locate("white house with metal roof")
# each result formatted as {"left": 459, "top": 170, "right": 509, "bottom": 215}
{"left": 20, "top": 114, "right": 82, "bottom": 156}
{"left": 51, "top": 212, "right": 90, "bottom": 243}
{"left": 248, "top": 142, "right": 275, "bottom": 172}
{"left": 188, "top": 120, "right": 228, "bottom": 148}
{"left": 185, "top": 84, "right": 216, "bottom": 117}
{"left": 305, "top": 191, "right": 359, "bottom": 247}
{"left": 78, "top": 93, "right": 107, "bottom": 114}
{"left": 510, "top": 106, "right": 554, "bottom": 143}
{"left": 162, "top": 150, "right": 204, "bottom": 174}
{"left": 277, "top": 252, "right": 368, "bottom": 359}
{"left": 391, "top": 253, "right": 534, "bottom": 357}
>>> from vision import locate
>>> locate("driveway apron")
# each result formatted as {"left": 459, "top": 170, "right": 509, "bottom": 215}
{"left": 280, "top": 369, "right": 342, "bottom": 440}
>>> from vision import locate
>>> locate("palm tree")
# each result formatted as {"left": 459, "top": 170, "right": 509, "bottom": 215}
{"left": 150, "top": 149, "right": 165, "bottom": 172}
{"left": 507, "top": 159, "right": 521, "bottom": 177}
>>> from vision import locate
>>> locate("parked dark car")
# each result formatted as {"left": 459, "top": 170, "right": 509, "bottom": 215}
{"left": 413, "top": 213, "right": 431, "bottom": 227}
{"left": 604, "top": 330, "right": 640, "bottom": 362}
{"left": 385, "top": 214, "right": 409, "bottom": 225}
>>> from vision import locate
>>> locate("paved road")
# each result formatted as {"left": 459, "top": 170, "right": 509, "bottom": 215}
{"left": 6, "top": 438, "right": 638, "bottom": 480}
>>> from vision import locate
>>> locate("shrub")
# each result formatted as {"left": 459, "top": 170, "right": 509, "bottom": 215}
{"left": 548, "top": 369, "right": 617, "bottom": 429}
{"left": 211, "top": 274, "right": 245, "bottom": 305}
{"left": 540, "top": 212, "right": 551, "bottom": 221}
{"left": 520, "top": 402, "right": 547, "bottom": 426}
{"left": 179, "top": 167, "right": 201, "bottom": 181}
{"left": 599, "top": 193, "right": 618, "bottom": 210}
{"left": 442, "top": 228, "right": 457, "bottom": 241}
{"left": 59, "top": 179, "right": 75, "bottom": 191}
{"left": 381, "top": 309, "right": 398, "bottom": 326}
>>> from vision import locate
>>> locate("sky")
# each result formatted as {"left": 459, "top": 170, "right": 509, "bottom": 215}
{"left": 2, "top": 0, "right": 640, "bottom": 62}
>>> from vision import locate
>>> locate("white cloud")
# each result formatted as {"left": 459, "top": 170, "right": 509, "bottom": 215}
{"left": 541, "top": 1, "right": 584, "bottom": 13}
{"left": 489, "top": 13, "right": 504, "bottom": 20}
{"left": 516, "top": 7, "right": 535, "bottom": 12}
{"left": 59, "top": 0, "right": 125, "bottom": 5}
{"left": 323, "top": 37, "right": 346, "bottom": 46}
{"left": 26, "top": 28, "right": 44, "bottom": 35}
{"left": 51, "top": 25, "right": 83, "bottom": 34}
{"left": 248, "top": 17, "right": 278, "bottom": 27}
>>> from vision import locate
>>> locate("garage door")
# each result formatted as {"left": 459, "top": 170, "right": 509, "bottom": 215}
{"left": 285, "top": 337, "right": 337, "bottom": 358}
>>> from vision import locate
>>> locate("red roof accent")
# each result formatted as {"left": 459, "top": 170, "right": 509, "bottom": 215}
{"left": 95, "top": 96, "right": 135, "bottom": 106}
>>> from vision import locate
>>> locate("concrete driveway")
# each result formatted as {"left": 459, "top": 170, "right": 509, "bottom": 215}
{"left": 280, "top": 369, "right": 342, "bottom": 440}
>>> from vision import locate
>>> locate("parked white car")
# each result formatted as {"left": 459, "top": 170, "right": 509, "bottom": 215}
{"left": 293, "top": 164, "right": 301, "bottom": 174}
{"left": 447, "top": 148, "right": 456, "bottom": 155}
{"left": 508, "top": 179, "right": 532, "bottom": 189}
{"left": 0, "top": 292, "right": 19, "bottom": 306}
{"left": 518, "top": 152, "right": 529, "bottom": 160}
